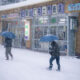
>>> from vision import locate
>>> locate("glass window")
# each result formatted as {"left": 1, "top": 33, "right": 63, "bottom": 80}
{"left": 44, "top": 27, "right": 48, "bottom": 35}
{"left": 34, "top": 27, "right": 43, "bottom": 39}
{"left": 50, "top": 26, "right": 56, "bottom": 35}
{"left": 57, "top": 26, "right": 67, "bottom": 40}
{"left": 37, "top": 16, "right": 49, "bottom": 24}
{"left": 34, "top": 40, "right": 40, "bottom": 48}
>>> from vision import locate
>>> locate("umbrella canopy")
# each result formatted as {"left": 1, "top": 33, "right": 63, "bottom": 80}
{"left": 40, "top": 34, "right": 58, "bottom": 42}
{"left": 0, "top": 31, "right": 16, "bottom": 39}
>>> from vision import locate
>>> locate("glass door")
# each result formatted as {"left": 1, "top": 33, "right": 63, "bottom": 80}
{"left": 57, "top": 26, "right": 67, "bottom": 55}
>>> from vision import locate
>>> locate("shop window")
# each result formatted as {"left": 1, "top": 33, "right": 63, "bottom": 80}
{"left": 34, "top": 27, "right": 43, "bottom": 39}
{"left": 34, "top": 40, "right": 40, "bottom": 48}
{"left": 49, "top": 26, "right": 56, "bottom": 35}
{"left": 44, "top": 27, "right": 48, "bottom": 35}
{"left": 57, "top": 26, "right": 67, "bottom": 40}
{"left": 50, "top": 17, "right": 57, "bottom": 24}
{"left": 38, "top": 16, "right": 49, "bottom": 24}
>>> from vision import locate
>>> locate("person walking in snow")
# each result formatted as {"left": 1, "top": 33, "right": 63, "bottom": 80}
{"left": 4, "top": 37, "right": 13, "bottom": 60}
{"left": 49, "top": 41, "right": 60, "bottom": 71}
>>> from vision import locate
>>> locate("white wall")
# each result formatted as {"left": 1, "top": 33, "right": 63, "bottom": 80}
{"left": 0, "top": 0, "right": 49, "bottom": 11}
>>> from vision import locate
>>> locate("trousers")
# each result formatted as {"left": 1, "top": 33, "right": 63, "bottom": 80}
{"left": 5, "top": 47, "right": 13, "bottom": 60}
{"left": 49, "top": 56, "right": 60, "bottom": 70}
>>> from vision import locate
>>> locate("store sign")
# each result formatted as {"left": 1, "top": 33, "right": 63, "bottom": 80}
{"left": 51, "top": 17, "right": 56, "bottom": 23}
{"left": 20, "top": 10, "right": 26, "bottom": 18}
{"left": 52, "top": 5, "right": 57, "bottom": 14}
{"left": 26, "top": 9, "right": 29, "bottom": 17}
{"left": 25, "top": 21, "right": 30, "bottom": 40}
{"left": 29, "top": 9, "right": 33, "bottom": 17}
{"left": 68, "top": 3, "right": 80, "bottom": 11}
{"left": 37, "top": 7, "right": 42, "bottom": 16}
{"left": 8, "top": 13, "right": 19, "bottom": 18}
{"left": 58, "top": 3, "right": 64, "bottom": 13}
{"left": 1, "top": 15, "right": 7, "bottom": 19}
{"left": 39, "top": 16, "right": 48, "bottom": 24}
{"left": 47, "top": 5, "right": 52, "bottom": 15}
{"left": 33, "top": 8, "right": 37, "bottom": 16}
{"left": 42, "top": 6, "right": 47, "bottom": 15}
{"left": 59, "top": 18, "right": 66, "bottom": 24}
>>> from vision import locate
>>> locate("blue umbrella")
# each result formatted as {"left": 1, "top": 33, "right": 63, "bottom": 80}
{"left": 40, "top": 34, "right": 58, "bottom": 42}
{"left": 0, "top": 31, "right": 16, "bottom": 39}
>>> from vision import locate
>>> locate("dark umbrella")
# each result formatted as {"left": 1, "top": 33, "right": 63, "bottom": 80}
{"left": 40, "top": 34, "right": 58, "bottom": 42}
{"left": 0, "top": 31, "right": 16, "bottom": 39}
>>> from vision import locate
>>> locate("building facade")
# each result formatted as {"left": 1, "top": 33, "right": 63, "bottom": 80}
{"left": 0, "top": 0, "right": 26, "bottom": 5}
{"left": 0, "top": 0, "right": 80, "bottom": 56}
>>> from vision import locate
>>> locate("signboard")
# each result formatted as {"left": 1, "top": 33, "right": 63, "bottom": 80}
{"left": 37, "top": 7, "right": 42, "bottom": 16}
{"left": 51, "top": 17, "right": 56, "bottom": 23}
{"left": 26, "top": 9, "right": 29, "bottom": 17}
{"left": 25, "top": 21, "right": 30, "bottom": 40}
{"left": 52, "top": 5, "right": 57, "bottom": 14}
{"left": 58, "top": 3, "right": 64, "bottom": 13}
{"left": 33, "top": 8, "right": 37, "bottom": 16}
{"left": 8, "top": 13, "right": 19, "bottom": 18}
{"left": 39, "top": 16, "right": 48, "bottom": 24}
{"left": 42, "top": 6, "right": 47, "bottom": 15}
{"left": 68, "top": 3, "right": 80, "bottom": 11}
{"left": 29, "top": 9, "right": 33, "bottom": 17}
{"left": 59, "top": 18, "right": 66, "bottom": 24}
{"left": 20, "top": 10, "right": 26, "bottom": 18}
{"left": 1, "top": 15, "right": 7, "bottom": 19}
{"left": 47, "top": 5, "right": 52, "bottom": 15}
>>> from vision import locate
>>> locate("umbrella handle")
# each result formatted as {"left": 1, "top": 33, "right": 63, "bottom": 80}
{"left": 48, "top": 42, "right": 51, "bottom": 53}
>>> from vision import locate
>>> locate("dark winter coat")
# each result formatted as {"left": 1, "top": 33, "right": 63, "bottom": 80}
{"left": 49, "top": 42, "right": 60, "bottom": 57}
{"left": 5, "top": 38, "right": 12, "bottom": 47}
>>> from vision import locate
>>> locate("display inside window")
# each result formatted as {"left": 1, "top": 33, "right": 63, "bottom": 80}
{"left": 50, "top": 26, "right": 56, "bottom": 35}
{"left": 38, "top": 17, "right": 49, "bottom": 24}
{"left": 57, "top": 26, "right": 67, "bottom": 40}
{"left": 34, "top": 27, "right": 43, "bottom": 39}
{"left": 26, "top": 9, "right": 29, "bottom": 17}
{"left": 44, "top": 27, "right": 48, "bottom": 35}
{"left": 34, "top": 40, "right": 40, "bottom": 48}
{"left": 47, "top": 5, "right": 52, "bottom": 15}
{"left": 50, "top": 17, "right": 56, "bottom": 23}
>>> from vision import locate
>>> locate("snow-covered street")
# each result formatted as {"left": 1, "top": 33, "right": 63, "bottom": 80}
{"left": 0, "top": 45, "right": 80, "bottom": 80}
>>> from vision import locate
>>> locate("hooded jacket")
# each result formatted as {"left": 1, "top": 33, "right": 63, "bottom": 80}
{"left": 49, "top": 41, "right": 60, "bottom": 57}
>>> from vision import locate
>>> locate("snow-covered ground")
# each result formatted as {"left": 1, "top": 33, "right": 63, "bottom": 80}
{"left": 0, "top": 45, "right": 80, "bottom": 80}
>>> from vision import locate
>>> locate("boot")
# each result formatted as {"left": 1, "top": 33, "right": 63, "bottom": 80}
{"left": 48, "top": 65, "right": 53, "bottom": 70}
{"left": 56, "top": 66, "right": 60, "bottom": 71}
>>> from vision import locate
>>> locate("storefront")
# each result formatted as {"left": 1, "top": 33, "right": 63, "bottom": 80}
{"left": 0, "top": 3, "right": 69, "bottom": 55}
{"left": 1, "top": 13, "right": 26, "bottom": 48}
{"left": 31, "top": 13, "right": 68, "bottom": 55}
{"left": 0, "top": 0, "right": 80, "bottom": 56}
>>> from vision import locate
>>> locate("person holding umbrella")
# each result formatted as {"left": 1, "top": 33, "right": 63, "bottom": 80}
{"left": 49, "top": 41, "right": 60, "bottom": 71}
{"left": 5, "top": 37, "right": 13, "bottom": 60}
{"left": 40, "top": 34, "right": 60, "bottom": 71}
{"left": 0, "top": 31, "right": 15, "bottom": 60}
